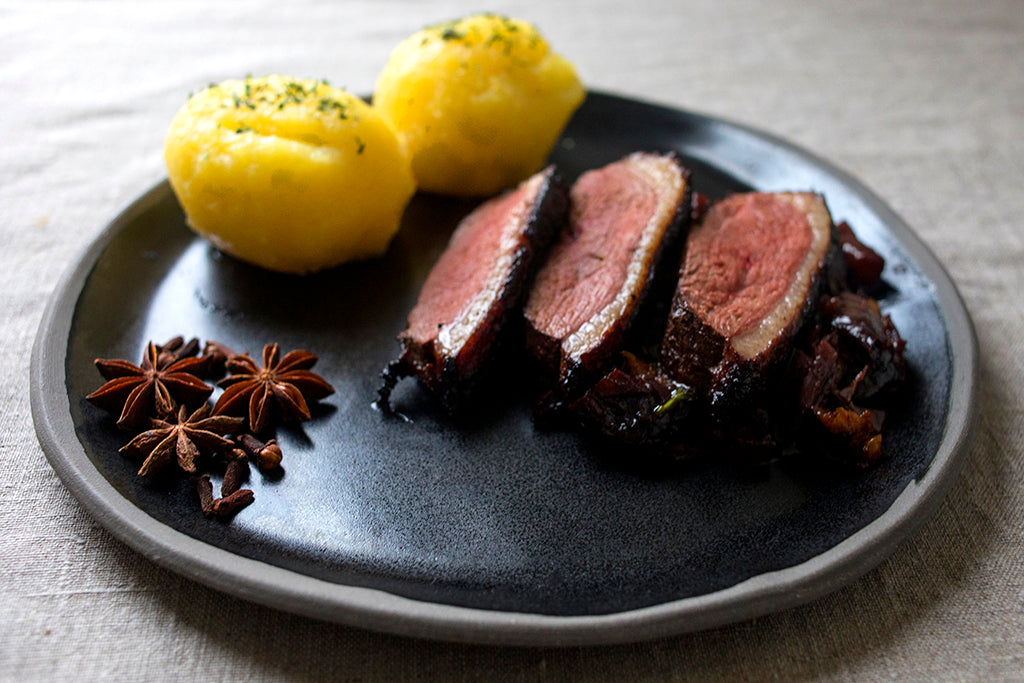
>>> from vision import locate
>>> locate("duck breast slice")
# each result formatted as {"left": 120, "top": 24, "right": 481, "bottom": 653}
{"left": 524, "top": 152, "right": 691, "bottom": 390}
{"left": 660, "top": 191, "right": 839, "bottom": 408}
{"left": 379, "top": 166, "right": 567, "bottom": 414}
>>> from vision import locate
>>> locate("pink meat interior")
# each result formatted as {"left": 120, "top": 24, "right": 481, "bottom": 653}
{"left": 526, "top": 163, "right": 660, "bottom": 340}
{"left": 680, "top": 193, "right": 813, "bottom": 341}
{"left": 405, "top": 181, "right": 533, "bottom": 344}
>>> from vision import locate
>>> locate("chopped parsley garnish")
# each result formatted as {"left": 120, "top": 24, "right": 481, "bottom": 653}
{"left": 203, "top": 76, "right": 350, "bottom": 119}
{"left": 316, "top": 96, "right": 349, "bottom": 119}
{"left": 421, "top": 14, "right": 536, "bottom": 50}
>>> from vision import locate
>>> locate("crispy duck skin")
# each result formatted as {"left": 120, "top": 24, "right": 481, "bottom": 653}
{"left": 523, "top": 151, "right": 691, "bottom": 393}
{"left": 378, "top": 166, "right": 568, "bottom": 415}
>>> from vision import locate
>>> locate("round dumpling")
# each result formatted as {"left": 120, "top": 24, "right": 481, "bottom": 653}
{"left": 164, "top": 75, "right": 416, "bottom": 273}
{"left": 374, "top": 14, "right": 585, "bottom": 197}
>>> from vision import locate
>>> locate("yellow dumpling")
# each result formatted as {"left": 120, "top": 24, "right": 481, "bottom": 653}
{"left": 374, "top": 14, "right": 585, "bottom": 197}
{"left": 164, "top": 75, "right": 416, "bottom": 273}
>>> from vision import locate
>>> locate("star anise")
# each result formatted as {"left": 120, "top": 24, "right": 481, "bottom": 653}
{"left": 86, "top": 341, "right": 214, "bottom": 430}
{"left": 120, "top": 404, "right": 245, "bottom": 476}
{"left": 213, "top": 343, "right": 334, "bottom": 433}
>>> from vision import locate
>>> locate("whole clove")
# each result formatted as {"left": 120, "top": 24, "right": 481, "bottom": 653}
{"left": 221, "top": 448, "right": 250, "bottom": 496}
{"left": 236, "top": 433, "right": 284, "bottom": 471}
{"left": 156, "top": 336, "right": 201, "bottom": 366}
{"left": 200, "top": 340, "right": 237, "bottom": 377}
{"left": 192, "top": 474, "right": 215, "bottom": 517}
{"left": 213, "top": 489, "right": 255, "bottom": 519}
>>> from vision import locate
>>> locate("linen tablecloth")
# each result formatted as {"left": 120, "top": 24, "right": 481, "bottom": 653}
{"left": 3, "top": 0, "right": 1022, "bottom": 678}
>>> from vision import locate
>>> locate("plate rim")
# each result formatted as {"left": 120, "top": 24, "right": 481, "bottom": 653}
{"left": 30, "top": 90, "right": 979, "bottom": 646}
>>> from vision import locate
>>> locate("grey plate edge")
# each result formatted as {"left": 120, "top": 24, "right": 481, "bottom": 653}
{"left": 30, "top": 91, "right": 980, "bottom": 647}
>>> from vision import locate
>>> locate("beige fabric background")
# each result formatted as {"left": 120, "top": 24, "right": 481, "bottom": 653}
{"left": 2, "top": 0, "right": 1022, "bottom": 679}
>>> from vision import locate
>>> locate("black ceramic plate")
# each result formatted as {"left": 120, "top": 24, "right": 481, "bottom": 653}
{"left": 32, "top": 92, "right": 977, "bottom": 646}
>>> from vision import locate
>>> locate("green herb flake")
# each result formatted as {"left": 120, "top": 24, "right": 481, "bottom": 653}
{"left": 653, "top": 385, "right": 692, "bottom": 416}
{"left": 316, "top": 97, "right": 348, "bottom": 119}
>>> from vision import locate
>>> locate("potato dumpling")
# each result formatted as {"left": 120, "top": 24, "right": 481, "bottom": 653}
{"left": 374, "top": 14, "right": 584, "bottom": 197}
{"left": 164, "top": 75, "right": 416, "bottom": 273}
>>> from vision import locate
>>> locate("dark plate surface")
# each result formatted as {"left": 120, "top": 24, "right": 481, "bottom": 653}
{"left": 32, "top": 91, "right": 978, "bottom": 646}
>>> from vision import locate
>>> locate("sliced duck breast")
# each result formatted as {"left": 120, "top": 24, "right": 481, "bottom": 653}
{"left": 524, "top": 152, "right": 691, "bottom": 390}
{"left": 660, "top": 191, "right": 839, "bottom": 408}
{"left": 378, "top": 166, "right": 567, "bottom": 414}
